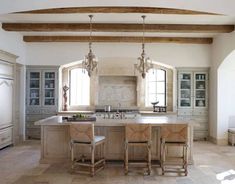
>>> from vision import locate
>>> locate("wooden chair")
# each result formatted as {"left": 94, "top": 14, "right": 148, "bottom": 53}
{"left": 124, "top": 124, "right": 152, "bottom": 175}
{"left": 160, "top": 124, "right": 188, "bottom": 176}
{"left": 70, "top": 122, "right": 105, "bottom": 176}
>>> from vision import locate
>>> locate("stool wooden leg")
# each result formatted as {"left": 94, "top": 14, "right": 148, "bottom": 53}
{"left": 162, "top": 143, "right": 166, "bottom": 175}
{"left": 91, "top": 145, "right": 95, "bottom": 177}
{"left": 147, "top": 144, "right": 151, "bottom": 175}
{"left": 232, "top": 135, "right": 235, "bottom": 146}
{"left": 103, "top": 142, "right": 106, "bottom": 166}
{"left": 71, "top": 142, "right": 74, "bottom": 170}
{"left": 184, "top": 145, "right": 188, "bottom": 176}
{"left": 125, "top": 142, "right": 128, "bottom": 175}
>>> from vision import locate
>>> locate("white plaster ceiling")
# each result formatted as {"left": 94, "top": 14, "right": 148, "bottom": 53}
{"left": 1, "top": 0, "right": 235, "bottom": 16}
{"left": 0, "top": 1, "right": 235, "bottom": 38}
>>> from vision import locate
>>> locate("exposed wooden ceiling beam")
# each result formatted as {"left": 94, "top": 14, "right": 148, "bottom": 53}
{"left": 2, "top": 23, "right": 234, "bottom": 33}
{"left": 23, "top": 36, "right": 213, "bottom": 44}
{"left": 15, "top": 6, "right": 219, "bottom": 15}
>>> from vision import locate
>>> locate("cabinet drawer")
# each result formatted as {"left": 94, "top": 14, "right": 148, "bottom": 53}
{"left": 42, "top": 108, "right": 57, "bottom": 114}
{"left": 26, "top": 128, "right": 41, "bottom": 139}
{"left": 26, "top": 109, "right": 41, "bottom": 114}
{"left": 193, "top": 122, "right": 208, "bottom": 131}
{"left": 26, "top": 115, "right": 42, "bottom": 122}
{"left": 0, "top": 127, "right": 13, "bottom": 148}
{"left": 178, "top": 110, "right": 193, "bottom": 116}
{"left": 26, "top": 121, "right": 41, "bottom": 128}
{"left": 193, "top": 110, "right": 208, "bottom": 116}
{"left": 194, "top": 130, "right": 208, "bottom": 141}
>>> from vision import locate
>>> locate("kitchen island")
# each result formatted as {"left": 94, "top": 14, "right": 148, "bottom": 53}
{"left": 35, "top": 115, "right": 193, "bottom": 164}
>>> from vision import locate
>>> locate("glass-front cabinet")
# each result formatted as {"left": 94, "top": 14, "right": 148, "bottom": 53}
{"left": 194, "top": 72, "right": 207, "bottom": 108}
{"left": 178, "top": 72, "right": 192, "bottom": 108}
{"left": 29, "top": 71, "right": 41, "bottom": 106}
{"left": 43, "top": 71, "right": 56, "bottom": 106}
{"left": 26, "top": 66, "right": 59, "bottom": 139}
{"left": 178, "top": 71, "right": 208, "bottom": 108}
{"left": 27, "top": 70, "right": 57, "bottom": 107}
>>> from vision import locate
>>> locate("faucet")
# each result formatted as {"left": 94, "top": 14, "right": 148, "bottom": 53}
{"left": 117, "top": 103, "right": 121, "bottom": 112}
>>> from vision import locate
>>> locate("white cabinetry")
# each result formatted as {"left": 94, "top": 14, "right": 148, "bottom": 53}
{"left": 0, "top": 50, "right": 17, "bottom": 149}
{"left": 177, "top": 68, "right": 209, "bottom": 140}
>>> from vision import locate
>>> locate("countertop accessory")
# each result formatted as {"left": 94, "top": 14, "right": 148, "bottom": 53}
{"left": 135, "top": 15, "right": 153, "bottom": 78}
{"left": 62, "top": 85, "right": 69, "bottom": 111}
{"left": 82, "top": 15, "right": 98, "bottom": 77}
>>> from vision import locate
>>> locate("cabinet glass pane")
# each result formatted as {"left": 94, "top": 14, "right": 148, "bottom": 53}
{"left": 45, "top": 89, "right": 54, "bottom": 97}
{"left": 179, "top": 73, "right": 192, "bottom": 108}
{"left": 44, "top": 99, "right": 55, "bottom": 105}
{"left": 180, "top": 81, "right": 191, "bottom": 89}
{"left": 195, "top": 73, "right": 206, "bottom": 107}
{"left": 195, "top": 81, "right": 205, "bottom": 90}
{"left": 29, "top": 72, "right": 40, "bottom": 106}
{"left": 181, "top": 73, "right": 191, "bottom": 80}
{"left": 195, "top": 100, "right": 206, "bottom": 107}
{"left": 180, "top": 99, "right": 191, "bottom": 107}
{"left": 44, "top": 72, "right": 56, "bottom": 106}
{"left": 30, "top": 80, "right": 39, "bottom": 88}
{"left": 30, "top": 98, "right": 39, "bottom": 105}
{"left": 30, "top": 72, "right": 40, "bottom": 79}
{"left": 195, "top": 74, "right": 206, "bottom": 80}
{"left": 45, "top": 80, "right": 55, "bottom": 89}
{"left": 195, "top": 90, "right": 206, "bottom": 98}
{"left": 30, "top": 89, "right": 39, "bottom": 98}
{"left": 180, "top": 90, "right": 190, "bottom": 98}
{"left": 45, "top": 72, "right": 55, "bottom": 79}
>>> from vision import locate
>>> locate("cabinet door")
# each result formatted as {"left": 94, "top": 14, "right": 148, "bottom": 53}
{"left": 42, "top": 70, "right": 57, "bottom": 107}
{"left": 0, "top": 78, "right": 13, "bottom": 129}
{"left": 27, "top": 70, "right": 41, "bottom": 106}
{"left": 178, "top": 72, "right": 193, "bottom": 108}
{"left": 194, "top": 72, "right": 208, "bottom": 108}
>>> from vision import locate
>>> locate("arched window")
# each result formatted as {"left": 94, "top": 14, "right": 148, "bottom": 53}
{"left": 145, "top": 68, "right": 166, "bottom": 107}
{"left": 69, "top": 68, "right": 90, "bottom": 106}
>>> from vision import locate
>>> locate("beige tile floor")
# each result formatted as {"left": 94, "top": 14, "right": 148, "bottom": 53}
{"left": 1, "top": 141, "right": 235, "bottom": 184}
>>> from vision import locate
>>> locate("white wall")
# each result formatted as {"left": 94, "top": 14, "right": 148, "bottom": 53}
{"left": 25, "top": 42, "right": 211, "bottom": 67}
{"left": 210, "top": 31, "right": 235, "bottom": 143}
{"left": 0, "top": 25, "right": 26, "bottom": 64}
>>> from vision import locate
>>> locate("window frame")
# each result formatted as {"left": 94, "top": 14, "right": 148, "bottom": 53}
{"left": 68, "top": 65, "right": 91, "bottom": 108}
{"left": 145, "top": 68, "right": 167, "bottom": 107}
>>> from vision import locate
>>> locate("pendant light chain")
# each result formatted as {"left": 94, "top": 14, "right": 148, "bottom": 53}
{"left": 82, "top": 14, "right": 98, "bottom": 77}
{"left": 135, "top": 15, "right": 153, "bottom": 78}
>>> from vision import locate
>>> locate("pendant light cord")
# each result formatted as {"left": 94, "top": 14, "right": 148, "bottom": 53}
{"left": 142, "top": 15, "right": 146, "bottom": 54}
{"left": 89, "top": 15, "right": 93, "bottom": 51}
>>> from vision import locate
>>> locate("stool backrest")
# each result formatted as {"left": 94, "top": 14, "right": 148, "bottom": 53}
{"left": 125, "top": 124, "right": 151, "bottom": 143}
{"left": 161, "top": 124, "right": 188, "bottom": 143}
{"left": 70, "top": 122, "right": 94, "bottom": 143}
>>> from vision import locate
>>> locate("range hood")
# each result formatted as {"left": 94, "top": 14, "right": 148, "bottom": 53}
{"left": 98, "top": 76, "right": 137, "bottom": 108}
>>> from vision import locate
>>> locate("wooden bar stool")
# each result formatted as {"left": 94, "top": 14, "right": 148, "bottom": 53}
{"left": 160, "top": 124, "right": 188, "bottom": 176}
{"left": 124, "top": 124, "right": 152, "bottom": 175}
{"left": 70, "top": 122, "right": 105, "bottom": 176}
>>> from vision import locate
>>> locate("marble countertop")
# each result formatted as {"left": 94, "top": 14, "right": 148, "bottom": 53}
{"left": 35, "top": 115, "right": 190, "bottom": 126}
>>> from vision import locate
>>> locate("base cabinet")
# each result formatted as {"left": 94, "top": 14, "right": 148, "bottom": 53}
{"left": 40, "top": 125, "right": 193, "bottom": 164}
{"left": 177, "top": 68, "right": 209, "bottom": 141}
